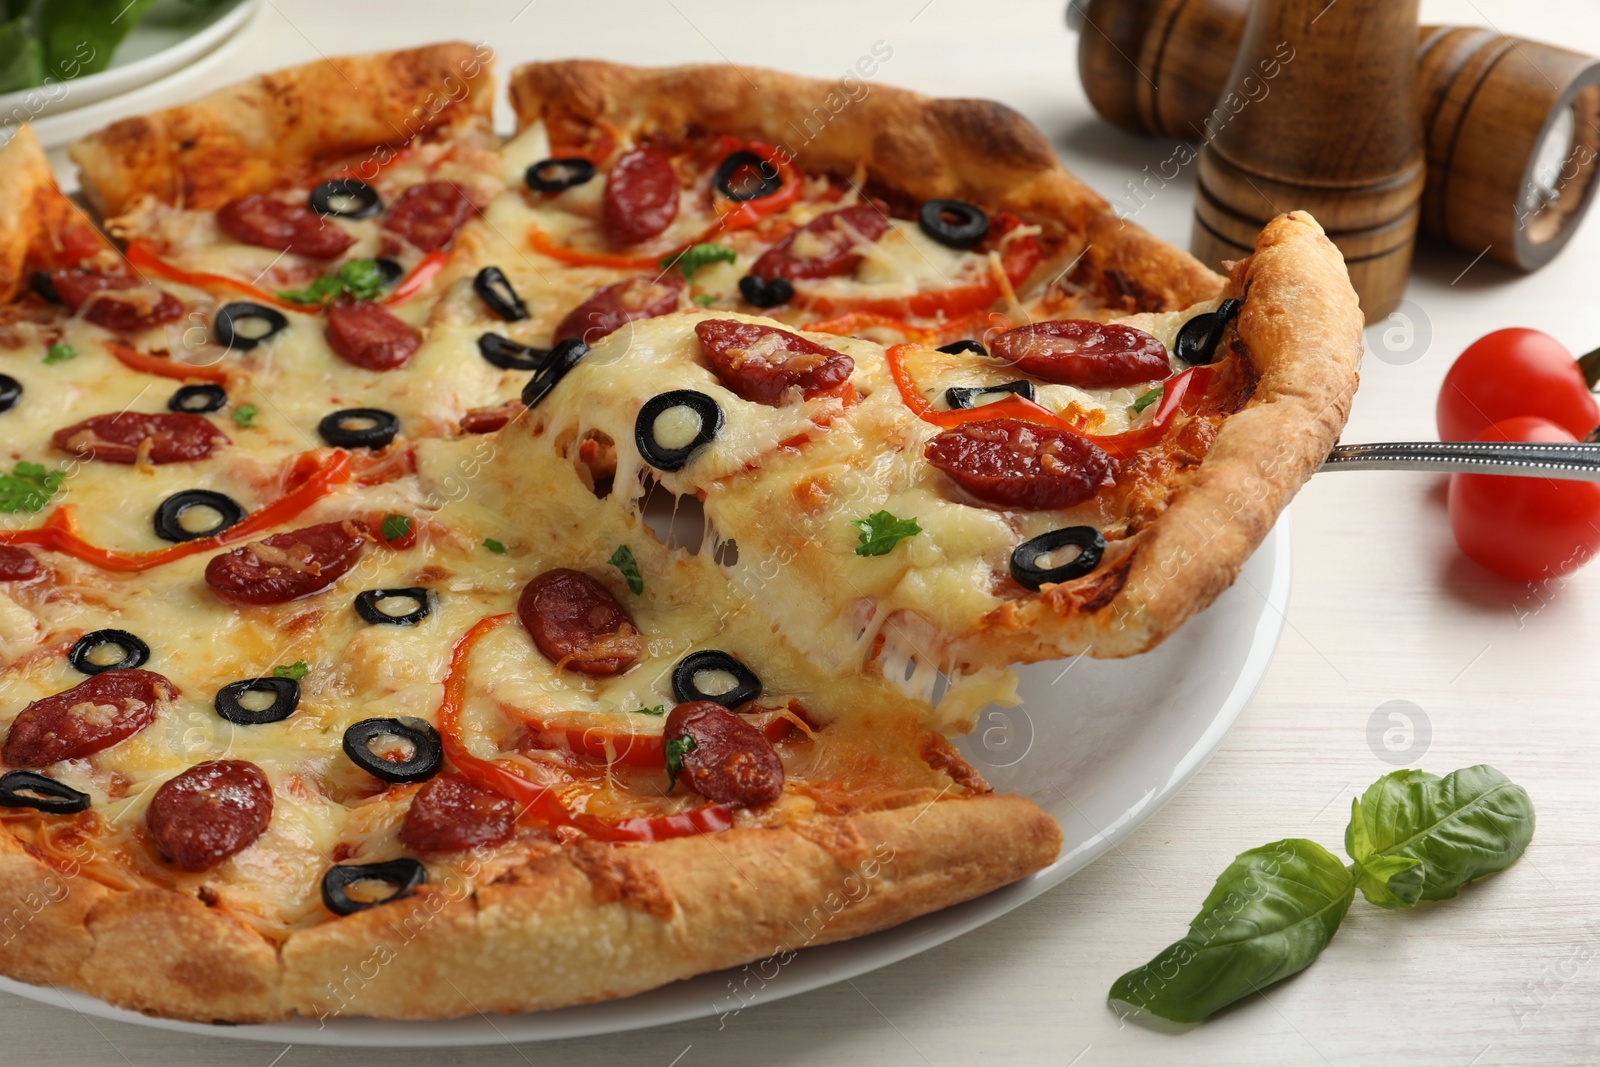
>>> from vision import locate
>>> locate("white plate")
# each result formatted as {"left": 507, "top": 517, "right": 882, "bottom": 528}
{"left": 0, "top": 517, "right": 1290, "bottom": 1045}
{"left": 0, "top": 0, "right": 256, "bottom": 124}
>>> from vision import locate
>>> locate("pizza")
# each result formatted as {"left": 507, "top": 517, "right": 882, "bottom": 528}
{"left": 0, "top": 44, "right": 1362, "bottom": 1023}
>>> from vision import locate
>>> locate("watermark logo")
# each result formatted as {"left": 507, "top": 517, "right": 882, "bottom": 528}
{"left": 1366, "top": 299, "right": 1432, "bottom": 367}
{"left": 1366, "top": 699, "right": 1431, "bottom": 765}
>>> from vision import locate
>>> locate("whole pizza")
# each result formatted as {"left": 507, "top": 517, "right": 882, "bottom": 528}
{"left": 0, "top": 43, "right": 1361, "bottom": 1022}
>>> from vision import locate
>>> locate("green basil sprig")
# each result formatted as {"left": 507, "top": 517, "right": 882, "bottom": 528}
{"left": 1110, "top": 763, "right": 1533, "bottom": 1027}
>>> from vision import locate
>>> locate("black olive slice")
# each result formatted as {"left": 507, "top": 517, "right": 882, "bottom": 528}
{"left": 214, "top": 677, "right": 300, "bottom": 726}
{"left": 29, "top": 271, "right": 60, "bottom": 303}
{"left": 154, "top": 489, "right": 246, "bottom": 543}
{"left": 478, "top": 332, "right": 547, "bottom": 371}
{"left": 635, "top": 390, "right": 722, "bottom": 472}
{"left": 473, "top": 266, "right": 529, "bottom": 322}
{"left": 353, "top": 587, "right": 432, "bottom": 626}
{"left": 944, "top": 380, "right": 1037, "bottom": 410}
{"left": 0, "top": 374, "right": 20, "bottom": 415}
{"left": 373, "top": 257, "right": 405, "bottom": 285}
{"left": 918, "top": 199, "right": 990, "bottom": 250}
{"left": 937, "top": 339, "right": 988, "bottom": 356}
{"left": 309, "top": 178, "right": 383, "bottom": 219}
{"left": 671, "top": 650, "right": 762, "bottom": 709}
{"left": 321, "top": 858, "right": 427, "bottom": 916}
{"left": 737, "top": 275, "right": 794, "bottom": 309}
{"left": 1175, "top": 298, "right": 1242, "bottom": 366}
{"left": 1010, "top": 526, "right": 1105, "bottom": 591}
{"left": 525, "top": 157, "right": 597, "bottom": 194}
{"left": 215, "top": 302, "right": 290, "bottom": 352}
{"left": 318, "top": 408, "right": 400, "bottom": 450}
{"left": 167, "top": 383, "right": 227, "bottom": 414}
{"left": 342, "top": 717, "right": 443, "bottom": 784}
{"left": 0, "top": 771, "right": 90, "bottom": 815}
{"left": 713, "top": 151, "right": 782, "bottom": 202}
{"left": 68, "top": 629, "right": 150, "bottom": 675}
{"left": 520, "top": 338, "right": 589, "bottom": 409}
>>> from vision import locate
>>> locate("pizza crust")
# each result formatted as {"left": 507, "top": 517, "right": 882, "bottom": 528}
{"left": 506, "top": 59, "right": 1223, "bottom": 312}
{"left": 69, "top": 42, "right": 495, "bottom": 218}
{"left": 0, "top": 794, "right": 1059, "bottom": 1022}
{"left": 0, "top": 126, "right": 114, "bottom": 302}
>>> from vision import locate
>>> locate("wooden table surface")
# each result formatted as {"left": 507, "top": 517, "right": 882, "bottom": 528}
{"left": 12, "top": 0, "right": 1600, "bottom": 1063}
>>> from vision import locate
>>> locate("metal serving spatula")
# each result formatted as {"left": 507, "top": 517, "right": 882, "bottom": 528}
{"left": 1322, "top": 441, "right": 1600, "bottom": 481}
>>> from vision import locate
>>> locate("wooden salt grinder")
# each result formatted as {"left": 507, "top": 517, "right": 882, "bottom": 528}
{"left": 1189, "top": 0, "right": 1424, "bottom": 321}
{"left": 1070, "top": 0, "right": 1600, "bottom": 272}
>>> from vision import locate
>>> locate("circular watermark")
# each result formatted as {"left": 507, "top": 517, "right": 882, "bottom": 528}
{"left": 1366, "top": 699, "right": 1431, "bottom": 765}
{"left": 1365, "top": 299, "right": 1433, "bottom": 367}
{"left": 969, "top": 706, "right": 1034, "bottom": 769}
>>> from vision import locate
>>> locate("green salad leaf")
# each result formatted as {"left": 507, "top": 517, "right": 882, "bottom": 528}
{"left": 0, "top": 16, "right": 43, "bottom": 93}
{"left": 1109, "top": 839, "right": 1355, "bottom": 1026}
{"left": 39, "top": 0, "right": 159, "bottom": 81}
{"left": 1345, "top": 765, "right": 1534, "bottom": 909}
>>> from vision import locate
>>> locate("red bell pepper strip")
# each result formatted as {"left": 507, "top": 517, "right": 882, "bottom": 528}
{"left": 438, "top": 615, "right": 736, "bottom": 843}
{"left": 0, "top": 449, "right": 353, "bottom": 571}
{"left": 884, "top": 343, "right": 1212, "bottom": 459}
{"left": 125, "top": 241, "right": 302, "bottom": 311}
{"left": 381, "top": 249, "right": 448, "bottom": 306}
{"left": 104, "top": 341, "right": 230, "bottom": 385}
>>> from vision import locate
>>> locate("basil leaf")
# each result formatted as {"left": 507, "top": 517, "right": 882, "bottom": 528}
{"left": 43, "top": 342, "right": 76, "bottom": 365}
{"left": 608, "top": 544, "right": 643, "bottom": 594}
{"left": 635, "top": 705, "right": 665, "bottom": 717}
{"left": 271, "top": 660, "right": 308, "bottom": 680}
{"left": 1108, "top": 839, "right": 1355, "bottom": 1025}
{"left": 231, "top": 404, "right": 257, "bottom": 429}
{"left": 482, "top": 538, "right": 507, "bottom": 554}
{"left": 39, "top": 0, "right": 157, "bottom": 79}
{"left": 0, "top": 16, "right": 43, "bottom": 93}
{"left": 1130, "top": 386, "right": 1163, "bottom": 416}
{"left": 660, "top": 243, "right": 736, "bottom": 281}
{"left": 1345, "top": 764, "right": 1534, "bottom": 909}
{"left": 664, "top": 735, "right": 696, "bottom": 790}
{"left": 851, "top": 510, "right": 921, "bottom": 557}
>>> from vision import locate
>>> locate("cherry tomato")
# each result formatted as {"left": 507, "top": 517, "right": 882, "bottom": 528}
{"left": 1447, "top": 415, "right": 1600, "bottom": 582}
{"left": 1436, "top": 328, "right": 1599, "bottom": 442}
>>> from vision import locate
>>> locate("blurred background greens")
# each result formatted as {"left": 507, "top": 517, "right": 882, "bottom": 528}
{"left": 0, "top": 0, "right": 230, "bottom": 93}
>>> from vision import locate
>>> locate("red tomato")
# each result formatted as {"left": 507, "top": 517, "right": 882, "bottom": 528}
{"left": 1448, "top": 416, "right": 1600, "bottom": 582}
{"left": 1436, "top": 328, "right": 1599, "bottom": 442}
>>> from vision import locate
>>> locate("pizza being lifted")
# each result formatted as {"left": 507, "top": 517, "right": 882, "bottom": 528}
{"left": 0, "top": 44, "right": 1362, "bottom": 1022}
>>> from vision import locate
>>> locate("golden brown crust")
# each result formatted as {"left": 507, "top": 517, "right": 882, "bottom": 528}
{"left": 279, "top": 794, "right": 1059, "bottom": 1020}
{"left": 956, "top": 212, "right": 1363, "bottom": 662}
{"left": 0, "top": 794, "right": 1058, "bottom": 1022}
{"left": 507, "top": 59, "right": 1222, "bottom": 311}
{"left": 0, "top": 126, "right": 114, "bottom": 302}
{"left": 69, "top": 42, "right": 495, "bottom": 217}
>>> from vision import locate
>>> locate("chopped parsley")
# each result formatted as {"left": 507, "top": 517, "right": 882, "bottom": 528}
{"left": 231, "top": 403, "right": 258, "bottom": 428}
{"left": 43, "top": 342, "right": 76, "bottom": 365}
{"left": 483, "top": 538, "right": 507, "bottom": 554}
{"left": 271, "top": 660, "right": 309, "bottom": 680}
{"left": 1130, "top": 386, "right": 1163, "bottom": 416}
{"left": 635, "top": 705, "right": 666, "bottom": 717}
{"left": 380, "top": 513, "right": 412, "bottom": 542}
{"left": 660, "top": 242, "right": 737, "bottom": 282}
{"left": 608, "top": 544, "right": 644, "bottom": 594}
{"left": 277, "top": 259, "right": 388, "bottom": 306}
{"left": 851, "top": 510, "right": 922, "bottom": 557}
{"left": 664, "top": 735, "right": 697, "bottom": 790}
{"left": 692, "top": 293, "right": 717, "bottom": 307}
{"left": 0, "top": 461, "right": 63, "bottom": 513}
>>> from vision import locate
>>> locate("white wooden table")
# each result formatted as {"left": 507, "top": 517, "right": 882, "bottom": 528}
{"left": 12, "top": 1, "right": 1600, "bottom": 1062}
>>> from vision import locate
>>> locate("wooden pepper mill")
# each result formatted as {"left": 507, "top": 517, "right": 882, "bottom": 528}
{"left": 1188, "top": 0, "right": 1425, "bottom": 320}
{"left": 1069, "top": 0, "right": 1600, "bottom": 271}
